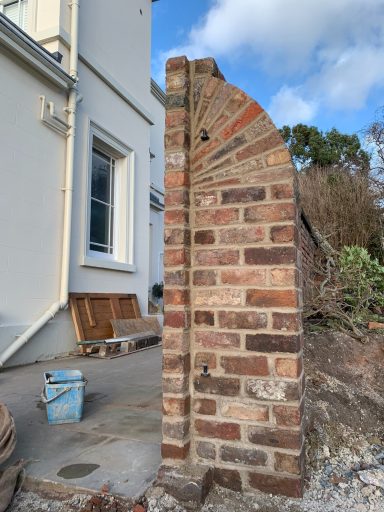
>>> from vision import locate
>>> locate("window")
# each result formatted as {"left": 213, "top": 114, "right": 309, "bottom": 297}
{"left": 84, "top": 123, "right": 135, "bottom": 272}
{"left": 1, "top": 0, "right": 28, "bottom": 31}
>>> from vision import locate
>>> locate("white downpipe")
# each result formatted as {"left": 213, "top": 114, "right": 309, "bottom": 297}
{"left": 0, "top": 0, "right": 80, "bottom": 368}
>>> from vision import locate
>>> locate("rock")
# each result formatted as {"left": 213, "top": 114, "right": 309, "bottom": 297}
{"left": 359, "top": 470, "right": 384, "bottom": 489}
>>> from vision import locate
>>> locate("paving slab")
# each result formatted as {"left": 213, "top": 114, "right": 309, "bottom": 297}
{"left": 0, "top": 346, "right": 162, "bottom": 498}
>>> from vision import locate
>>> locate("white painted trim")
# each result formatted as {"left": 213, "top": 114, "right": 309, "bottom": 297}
{"left": 79, "top": 50, "right": 154, "bottom": 125}
{"left": 82, "top": 256, "right": 136, "bottom": 273}
{"left": 151, "top": 78, "right": 165, "bottom": 105}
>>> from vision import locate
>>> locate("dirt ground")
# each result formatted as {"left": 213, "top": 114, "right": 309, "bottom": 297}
{"left": 5, "top": 329, "right": 384, "bottom": 512}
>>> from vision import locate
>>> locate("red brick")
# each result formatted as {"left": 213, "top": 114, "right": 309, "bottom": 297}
{"left": 164, "top": 248, "right": 190, "bottom": 266}
{"left": 271, "top": 183, "right": 294, "bottom": 199}
{"left": 163, "top": 353, "right": 190, "bottom": 374}
{"left": 244, "top": 247, "right": 296, "bottom": 265}
{"left": 194, "top": 310, "right": 215, "bottom": 326}
{"left": 165, "top": 130, "right": 190, "bottom": 150}
{"left": 164, "top": 227, "right": 190, "bottom": 247}
{"left": 193, "top": 398, "right": 216, "bottom": 415}
{"left": 163, "top": 396, "right": 190, "bottom": 416}
{"left": 195, "top": 208, "right": 239, "bottom": 226}
{"left": 221, "top": 403, "right": 269, "bottom": 422}
{"left": 166, "top": 110, "right": 190, "bottom": 130}
{"left": 270, "top": 268, "right": 298, "bottom": 286}
{"left": 164, "top": 209, "right": 189, "bottom": 225}
{"left": 246, "top": 334, "right": 301, "bottom": 353}
{"left": 273, "top": 404, "right": 303, "bottom": 427}
{"left": 161, "top": 442, "right": 190, "bottom": 460}
{"left": 210, "top": 113, "right": 229, "bottom": 134}
{"left": 270, "top": 225, "right": 295, "bottom": 243}
{"left": 248, "top": 426, "right": 302, "bottom": 450}
{"left": 166, "top": 72, "right": 189, "bottom": 92}
{"left": 221, "top": 186, "right": 265, "bottom": 204}
{"left": 218, "top": 311, "right": 267, "bottom": 330}
{"left": 163, "top": 376, "right": 189, "bottom": 394}
{"left": 195, "top": 331, "right": 240, "bottom": 350}
{"left": 214, "top": 468, "right": 242, "bottom": 492}
{"left": 194, "top": 376, "right": 240, "bottom": 396}
{"left": 275, "top": 358, "right": 302, "bottom": 378}
{"left": 246, "top": 289, "right": 297, "bottom": 308}
{"left": 163, "top": 289, "right": 189, "bottom": 306}
{"left": 221, "top": 356, "right": 269, "bottom": 376}
{"left": 221, "top": 269, "right": 266, "bottom": 286}
{"left": 166, "top": 56, "right": 189, "bottom": 73}
{"left": 221, "top": 102, "right": 263, "bottom": 140}
{"left": 265, "top": 149, "right": 292, "bottom": 167}
{"left": 209, "top": 135, "right": 247, "bottom": 164}
{"left": 164, "top": 270, "right": 189, "bottom": 287}
{"left": 194, "top": 352, "right": 217, "bottom": 370}
{"left": 195, "top": 419, "right": 240, "bottom": 440}
{"left": 248, "top": 472, "right": 303, "bottom": 498}
{"left": 244, "top": 203, "right": 295, "bottom": 223}
{"left": 162, "top": 331, "right": 189, "bottom": 351}
{"left": 194, "top": 191, "right": 218, "bottom": 207}
{"left": 275, "top": 452, "right": 302, "bottom": 475}
{"left": 272, "top": 312, "right": 300, "bottom": 331}
{"left": 196, "top": 441, "right": 216, "bottom": 460}
{"left": 194, "top": 230, "right": 215, "bottom": 245}
{"left": 236, "top": 132, "right": 283, "bottom": 161}
{"left": 165, "top": 189, "right": 189, "bottom": 207}
{"left": 219, "top": 226, "right": 265, "bottom": 244}
{"left": 195, "top": 249, "right": 239, "bottom": 266}
{"left": 163, "top": 311, "right": 190, "bottom": 329}
{"left": 164, "top": 171, "right": 190, "bottom": 189}
{"left": 220, "top": 445, "right": 267, "bottom": 467}
{"left": 163, "top": 419, "right": 190, "bottom": 440}
{"left": 192, "top": 138, "right": 221, "bottom": 164}
{"left": 193, "top": 270, "right": 217, "bottom": 286}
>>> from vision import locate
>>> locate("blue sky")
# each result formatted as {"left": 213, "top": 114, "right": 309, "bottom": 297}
{"left": 151, "top": 0, "right": 384, "bottom": 136}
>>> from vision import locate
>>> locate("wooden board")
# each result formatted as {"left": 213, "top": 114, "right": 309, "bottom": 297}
{"left": 69, "top": 293, "right": 141, "bottom": 354}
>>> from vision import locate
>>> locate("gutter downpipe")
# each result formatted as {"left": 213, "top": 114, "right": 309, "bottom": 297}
{"left": 0, "top": 0, "right": 80, "bottom": 368}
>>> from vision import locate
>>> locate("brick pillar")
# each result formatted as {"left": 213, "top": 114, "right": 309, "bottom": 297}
{"left": 162, "top": 56, "right": 304, "bottom": 498}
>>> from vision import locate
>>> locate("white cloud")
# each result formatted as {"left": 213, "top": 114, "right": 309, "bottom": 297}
{"left": 155, "top": 0, "right": 384, "bottom": 118}
{"left": 268, "top": 87, "right": 318, "bottom": 126}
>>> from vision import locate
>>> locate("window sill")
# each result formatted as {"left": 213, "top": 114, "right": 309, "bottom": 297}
{"left": 82, "top": 256, "right": 136, "bottom": 273}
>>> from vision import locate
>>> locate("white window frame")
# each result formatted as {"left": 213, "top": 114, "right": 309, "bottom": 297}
{"left": 82, "top": 122, "right": 136, "bottom": 273}
{"left": 0, "top": 0, "right": 28, "bottom": 31}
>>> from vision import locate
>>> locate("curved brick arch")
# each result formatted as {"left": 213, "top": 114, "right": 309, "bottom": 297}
{"left": 162, "top": 56, "right": 304, "bottom": 499}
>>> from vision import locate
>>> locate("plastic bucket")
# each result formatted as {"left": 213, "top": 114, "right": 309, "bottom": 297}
{"left": 41, "top": 370, "right": 87, "bottom": 425}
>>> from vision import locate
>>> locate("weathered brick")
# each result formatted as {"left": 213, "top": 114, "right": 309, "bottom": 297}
{"left": 166, "top": 73, "right": 190, "bottom": 92}
{"left": 245, "top": 114, "right": 275, "bottom": 141}
{"left": 164, "top": 270, "right": 190, "bottom": 287}
{"left": 246, "top": 379, "right": 300, "bottom": 401}
{"left": 273, "top": 404, "right": 303, "bottom": 427}
{"left": 246, "top": 334, "right": 301, "bottom": 353}
{"left": 195, "top": 352, "right": 217, "bottom": 370}
{"left": 225, "top": 89, "right": 248, "bottom": 114}
{"left": 164, "top": 228, "right": 190, "bottom": 246}
{"left": 195, "top": 230, "right": 215, "bottom": 245}
{"left": 194, "top": 289, "right": 242, "bottom": 307}
{"left": 221, "top": 186, "right": 265, "bottom": 204}
{"left": 271, "top": 183, "right": 294, "bottom": 199}
{"left": 270, "top": 268, "right": 298, "bottom": 287}
{"left": 165, "top": 189, "right": 189, "bottom": 207}
{"left": 246, "top": 289, "right": 297, "bottom": 308}
{"left": 166, "top": 110, "right": 190, "bottom": 130}
{"left": 195, "top": 208, "right": 239, "bottom": 226}
{"left": 236, "top": 132, "right": 283, "bottom": 162}
{"left": 163, "top": 311, "right": 190, "bottom": 329}
{"left": 209, "top": 135, "right": 247, "bottom": 163}
{"left": 221, "top": 356, "right": 269, "bottom": 376}
{"left": 166, "top": 56, "right": 189, "bottom": 73}
{"left": 195, "top": 419, "right": 240, "bottom": 440}
{"left": 162, "top": 331, "right": 189, "bottom": 352}
{"left": 194, "top": 191, "right": 218, "bottom": 207}
{"left": 219, "top": 226, "right": 265, "bottom": 245}
{"left": 163, "top": 419, "right": 190, "bottom": 440}
{"left": 272, "top": 312, "right": 300, "bottom": 332}
{"left": 210, "top": 113, "right": 230, "bottom": 134}
{"left": 166, "top": 93, "right": 190, "bottom": 111}
{"left": 244, "top": 203, "right": 295, "bottom": 223}
{"left": 194, "top": 376, "right": 240, "bottom": 396}
{"left": 195, "top": 249, "right": 239, "bottom": 266}
{"left": 248, "top": 426, "right": 302, "bottom": 450}
{"left": 164, "top": 171, "right": 190, "bottom": 189}
{"left": 193, "top": 398, "right": 216, "bottom": 415}
{"left": 218, "top": 311, "right": 267, "bottom": 330}
{"left": 196, "top": 441, "right": 216, "bottom": 460}
{"left": 163, "top": 289, "right": 190, "bottom": 306}
{"left": 194, "top": 310, "right": 215, "bottom": 326}
{"left": 220, "top": 445, "right": 267, "bottom": 467}
{"left": 193, "top": 270, "right": 217, "bottom": 286}
{"left": 275, "top": 452, "right": 302, "bottom": 475}
{"left": 266, "top": 149, "right": 292, "bottom": 167}
{"left": 221, "top": 269, "right": 266, "bottom": 286}
{"left": 163, "top": 396, "right": 190, "bottom": 417}
{"left": 195, "top": 331, "right": 240, "bottom": 350}
{"left": 165, "top": 209, "right": 189, "bottom": 225}
{"left": 163, "top": 353, "right": 191, "bottom": 374}
{"left": 164, "top": 248, "right": 190, "bottom": 266}
{"left": 192, "top": 138, "right": 221, "bottom": 164}
{"left": 221, "top": 102, "right": 263, "bottom": 140}
{"left": 248, "top": 472, "right": 302, "bottom": 498}
{"left": 163, "top": 375, "right": 189, "bottom": 394}
{"left": 161, "top": 442, "right": 190, "bottom": 460}
{"left": 165, "top": 151, "right": 189, "bottom": 170}
{"left": 221, "top": 403, "right": 269, "bottom": 422}
{"left": 275, "top": 358, "right": 302, "bottom": 378}
{"left": 214, "top": 468, "right": 242, "bottom": 492}
{"left": 270, "top": 225, "right": 295, "bottom": 243}
{"left": 244, "top": 247, "right": 296, "bottom": 265}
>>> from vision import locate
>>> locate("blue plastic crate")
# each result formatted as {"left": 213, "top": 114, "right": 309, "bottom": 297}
{"left": 42, "top": 370, "right": 87, "bottom": 425}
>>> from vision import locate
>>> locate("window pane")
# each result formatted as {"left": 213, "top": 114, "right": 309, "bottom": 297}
{"left": 90, "top": 243, "right": 109, "bottom": 253}
{"left": 91, "top": 149, "right": 111, "bottom": 203}
{"left": 90, "top": 200, "right": 109, "bottom": 246}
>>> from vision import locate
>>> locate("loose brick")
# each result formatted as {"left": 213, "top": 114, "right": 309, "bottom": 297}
{"left": 194, "top": 191, "right": 217, "bottom": 207}
{"left": 273, "top": 404, "right": 303, "bottom": 427}
{"left": 246, "top": 379, "right": 300, "bottom": 401}
{"left": 164, "top": 248, "right": 190, "bottom": 266}
{"left": 236, "top": 132, "right": 283, "bottom": 162}
{"left": 244, "top": 203, "right": 295, "bottom": 223}
{"left": 271, "top": 183, "right": 294, "bottom": 199}
{"left": 221, "top": 356, "right": 269, "bottom": 376}
{"left": 194, "top": 289, "right": 242, "bottom": 306}
{"left": 164, "top": 171, "right": 190, "bottom": 189}
{"left": 275, "top": 452, "right": 302, "bottom": 475}
{"left": 218, "top": 311, "right": 267, "bottom": 330}
{"left": 163, "top": 419, "right": 190, "bottom": 440}
{"left": 163, "top": 311, "right": 190, "bottom": 329}
{"left": 220, "top": 445, "right": 267, "bottom": 467}
{"left": 219, "top": 226, "right": 265, "bottom": 245}
{"left": 195, "top": 208, "right": 239, "bottom": 226}
{"left": 194, "top": 376, "right": 240, "bottom": 396}
{"left": 270, "top": 225, "right": 295, "bottom": 243}
{"left": 275, "top": 358, "right": 302, "bottom": 378}
{"left": 221, "top": 186, "right": 265, "bottom": 204}
{"left": 246, "top": 333, "right": 301, "bottom": 353}
{"left": 194, "top": 310, "right": 215, "bottom": 326}
{"left": 193, "top": 270, "right": 217, "bottom": 286}
{"left": 248, "top": 426, "right": 302, "bottom": 450}
{"left": 193, "top": 398, "right": 216, "bottom": 415}
{"left": 195, "top": 249, "right": 239, "bottom": 266}
{"left": 161, "top": 442, "right": 190, "bottom": 460}
{"left": 194, "top": 230, "right": 215, "bottom": 245}
{"left": 221, "top": 402, "right": 269, "bottom": 422}
{"left": 244, "top": 247, "right": 296, "bottom": 265}
{"left": 195, "top": 352, "right": 217, "bottom": 370}
{"left": 163, "top": 353, "right": 190, "bottom": 374}
{"left": 221, "top": 102, "right": 263, "bottom": 140}
{"left": 248, "top": 472, "right": 302, "bottom": 498}
{"left": 214, "top": 468, "right": 242, "bottom": 492}
{"left": 163, "top": 289, "right": 189, "bottom": 306}
{"left": 162, "top": 331, "right": 189, "bottom": 352}
{"left": 246, "top": 289, "right": 297, "bottom": 308}
{"left": 165, "top": 209, "right": 189, "bottom": 225}
{"left": 221, "top": 269, "right": 266, "bottom": 286}
{"left": 196, "top": 441, "right": 216, "bottom": 460}
{"left": 163, "top": 396, "right": 190, "bottom": 417}
{"left": 163, "top": 376, "right": 189, "bottom": 394}
{"left": 195, "top": 419, "right": 240, "bottom": 440}
{"left": 270, "top": 268, "right": 298, "bottom": 287}
{"left": 272, "top": 312, "right": 300, "bottom": 332}
{"left": 195, "top": 331, "right": 240, "bottom": 349}
{"left": 164, "top": 270, "right": 190, "bottom": 287}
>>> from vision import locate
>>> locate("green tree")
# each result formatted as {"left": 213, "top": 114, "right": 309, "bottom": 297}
{"left": 280, "top": 124, "right": 370, "bottom": 171}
